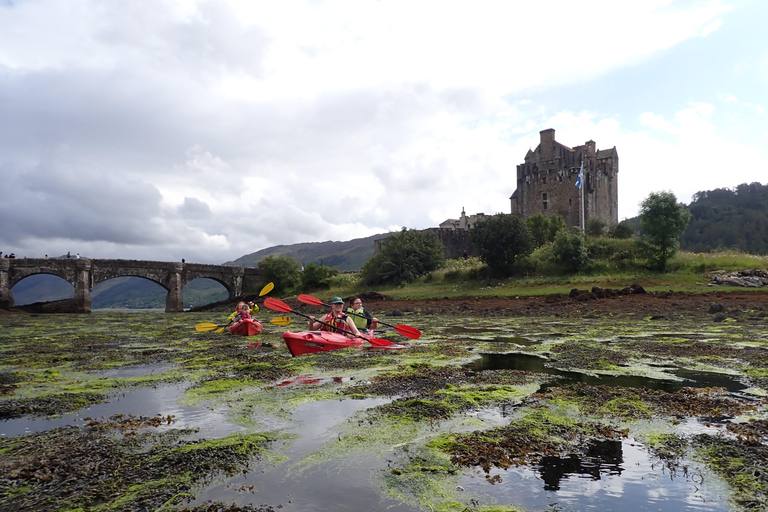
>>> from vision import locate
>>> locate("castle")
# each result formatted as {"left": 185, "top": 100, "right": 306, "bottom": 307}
{"left": 430, "top": 128, "right": 619, "bottom": 258}
{"left": 510, "top": 128, "right": 618, "bottom": 229}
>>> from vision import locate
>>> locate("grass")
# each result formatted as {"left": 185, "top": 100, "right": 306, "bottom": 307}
{"left": 320, "top": 249, "right": 768, "bottom": 300}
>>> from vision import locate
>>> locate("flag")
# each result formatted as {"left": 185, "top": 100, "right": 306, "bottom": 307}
{"left": 575, "top": 163, "right": 583, "bottom": 189}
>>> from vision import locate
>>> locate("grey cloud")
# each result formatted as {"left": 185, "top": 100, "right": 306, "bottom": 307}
{"left": 178, "top": 197, "right": 212, "bottom": 219}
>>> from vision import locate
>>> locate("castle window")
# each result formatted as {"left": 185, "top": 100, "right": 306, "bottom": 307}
{"left": 542, "top": 177, "right": 546, "bottom": 185}
{"left": 542, "top": 193, "right": 548, "bottom": 211}
{"left": 569, "top": 199, "right": 572, "bottom": 206}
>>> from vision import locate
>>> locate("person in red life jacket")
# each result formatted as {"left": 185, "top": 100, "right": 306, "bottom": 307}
{"left": 308, "top": 296, "right": 361, "bottom": 336}
{"left": 233, "top": 304, "right": 253, "bottom": 323}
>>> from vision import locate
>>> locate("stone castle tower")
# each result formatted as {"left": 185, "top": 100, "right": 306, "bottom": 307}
{"left": 509, "top": 128, "right": 618, "bottom": 229}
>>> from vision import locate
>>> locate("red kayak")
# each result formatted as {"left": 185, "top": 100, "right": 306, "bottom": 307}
{"left": 282, "top": 330, "right": 363, "bottom": 356}
{"left": 228, "top": 317, "right": 264, "bottom": 336}
{"left": 282, "top": 330, "right": 408, "bottom": 356}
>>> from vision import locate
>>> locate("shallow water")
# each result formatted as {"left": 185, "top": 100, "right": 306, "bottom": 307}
{"left": 459, "top": 429, "right": 729, "bottom": 512}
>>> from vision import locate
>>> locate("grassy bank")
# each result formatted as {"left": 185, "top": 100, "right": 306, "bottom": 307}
{"left": 321, "top": 250, "right": 768, "bottom": 300}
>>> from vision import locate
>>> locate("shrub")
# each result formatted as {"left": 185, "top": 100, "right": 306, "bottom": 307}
{"left": 360, "top": 228, "right": 445, "bottom": 286}
{"left": 258, "top": 255, "right": 301, "bottom": 294}
{"left": 553, "top": 227, "right": 590, "bottom": 272}
{"left": 300, "top": 263, "right": 339, "bottom": 291}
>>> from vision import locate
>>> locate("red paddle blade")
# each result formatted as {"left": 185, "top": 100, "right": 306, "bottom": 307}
{"left": 297, "top": 294, "right": 325, "bottom": 306}
{"left": 393, "top": 324, "right": 421, "bottom": 339}
{"left": 264, "top": 297, "right": 293, "bottom": 313}
{"left": 367, "top": 336, "right": 396, "bottom": 347}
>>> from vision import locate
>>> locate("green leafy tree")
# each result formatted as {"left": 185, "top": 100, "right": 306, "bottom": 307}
{"left": 585, "top": 217, "right": 606, "bottom": 237}
{"left": 300, "top": 262, "right": 339, "bottom": 291}
{"left": 526, "top": 214, "right": 550, "bottom": 248}
{"left": 553, "top": 227, "right": 590, "bottom": 271}
{"left": 608, "top": 220, "right": 635, "bottom": 239}
{"left": 547, "top": 214, "right": 567, "bottom": 241}
{"left": 258, "top": 255, "right": 301, "bottom": 294}
{"left": 639, "top": 191, "right": 692, "bottom": 271}
{"left": 360, "top": 228, "right": 445, "bottom": 286}
{"left": 470, "top": 213, "right": 533, "bottom": 277}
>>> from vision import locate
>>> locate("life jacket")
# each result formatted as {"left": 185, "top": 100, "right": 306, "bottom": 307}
{"left": 347, "top": 307, "right": 368, "bottom": 329}
{"left": 320, "top": 312, "right": 349, "bottom": 334}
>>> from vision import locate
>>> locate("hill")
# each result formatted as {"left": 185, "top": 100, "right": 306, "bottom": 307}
{"left": 681, "top": 182, "right": 768, "bottom": 255}
{"left": 226, "top": 233, "right": 386, "bottom": 271}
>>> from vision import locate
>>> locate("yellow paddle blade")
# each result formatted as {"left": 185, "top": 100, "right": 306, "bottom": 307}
{"left": 215, "top": 327, "right": 227, "bottom": 333}
{"left": 195, "top": 323, "right": 220, "bottom": 332}
{"left": 259, "top": 282, "right": 275, "bottom": 297}
{"left": 270, "top": 316, "right": 292, "bottom": 326}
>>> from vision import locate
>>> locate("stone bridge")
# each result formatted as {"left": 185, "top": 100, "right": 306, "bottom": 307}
{"left": 0, "top": 258, "right": 264, "bottom": 313}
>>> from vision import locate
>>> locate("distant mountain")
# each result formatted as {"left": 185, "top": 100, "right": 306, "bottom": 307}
{"left": 226, "top": 233, "right": 386, "bottom": 271}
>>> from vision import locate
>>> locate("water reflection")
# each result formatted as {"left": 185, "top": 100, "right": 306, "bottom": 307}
{"left": 0, "top": 382, "right": 242, "bottom": 440}
{"left": 462, "top": 436, "right": 728, "bottom": 512}
{"left": 466, "top": 352, "right": 747, "bottom": 393}
{"left": 538, "top": 440, "right": 623, "bottom": 491}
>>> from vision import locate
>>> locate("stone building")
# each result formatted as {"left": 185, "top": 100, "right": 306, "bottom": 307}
{"left": 438, "top": 208, "right": 487, "bottom": 230}
{"left": 509, "top": 128, "right": 618, "bottom": 229}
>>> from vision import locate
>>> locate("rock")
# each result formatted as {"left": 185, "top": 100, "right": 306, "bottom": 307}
{"left": 708, "top": 303, "right": 725, "bottom": 314}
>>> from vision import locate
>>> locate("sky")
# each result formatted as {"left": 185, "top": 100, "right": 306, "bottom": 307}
{"left": 1, "top": 0, "right": 766, "bottom": 264}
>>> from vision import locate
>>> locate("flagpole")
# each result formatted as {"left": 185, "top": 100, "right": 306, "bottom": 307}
{"left": 580, "top": 160, "right": 585, "bottom": 231}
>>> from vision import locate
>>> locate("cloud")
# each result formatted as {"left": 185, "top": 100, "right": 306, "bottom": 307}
{"left": 1, "top": 0, "right": 764, "bottom": 264}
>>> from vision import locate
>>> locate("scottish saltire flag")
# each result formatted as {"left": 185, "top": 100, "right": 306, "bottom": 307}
{"left": 575, "top": 163, "right": 583, "bottom": 189}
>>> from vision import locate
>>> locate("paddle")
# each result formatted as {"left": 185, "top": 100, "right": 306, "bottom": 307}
{"left": 194, "top": 282, "right": 275, "bottom": 332}
{"left": 297, "top": 294, "right": 421, "bottom": 339}
{"left": 263, "top": 297, "right": 396, "bottom": 347}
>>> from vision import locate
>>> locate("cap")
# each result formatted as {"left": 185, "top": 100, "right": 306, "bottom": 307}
{"left": 331, "top": 296, "right": 344, "bottom": 304}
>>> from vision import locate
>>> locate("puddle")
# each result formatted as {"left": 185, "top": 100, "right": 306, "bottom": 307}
{"left": 466, "top": 352, "right": 748, "bottom": 393}
{"left": 93, "top": 362, "right": 175, "bottom": 378}
{"left": 0, "top": 381, "right": 242, "bottom": 440}
{"left": 459, "top": 432, "right": 729, "bottom": 512}
{"left": 273, "top": 374, "right": 351, "bottom": 387}
{"left": 190, "top": 396, "right": 420, "bottom": 512}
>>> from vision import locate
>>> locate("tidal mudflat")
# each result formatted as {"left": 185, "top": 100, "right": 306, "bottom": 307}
{"left": 1, "top": 303, "right": 767, "bottom": 511}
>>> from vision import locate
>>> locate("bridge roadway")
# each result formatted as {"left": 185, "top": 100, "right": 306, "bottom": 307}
{"left": 0, "top": 258, "right": 264, "bottom": 313}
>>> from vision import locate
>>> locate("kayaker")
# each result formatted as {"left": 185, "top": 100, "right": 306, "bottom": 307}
{"left": 308, "top": 296, "right": 361, "bottom": 336}
{"left": 234, "top": 304, "right": 253, "bottom": 323}
{"left": 227, "top": 300, "right": 259, "bottom": 324}
{"left": 227, "top": 301, "right": 246, "bottom": 324}
{"left": 347, "top": 296, "right": 378, "bottom": 334}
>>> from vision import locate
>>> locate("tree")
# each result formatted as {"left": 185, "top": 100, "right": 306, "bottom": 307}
{"left": 300, "top": 262, "right": 339, "bottom": 291}
{"left": 258, "top": 255, "right": 301, "bottom": 294}
{"left": 585, "top": 217, "right": 606, "bottom": 237}
{"left": 553, "top": 227, "right": 590, "bottom": 271}
{"left": 526, "top": 214, "right": 550, "bottom": 248}
{"left": 360, "top": 228, "right": 445, "bottom": 286}
{"left": 547, "top": 215, "right": 567, "bottom": 241}
{"left": 639, "top": 191, "right": 692, "bottom": 271}
{"left": 470, "top": 213, "right": 533, "bottom": 277}
{"left": 608, "top": 220, "right": 634, "bottom": 239}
